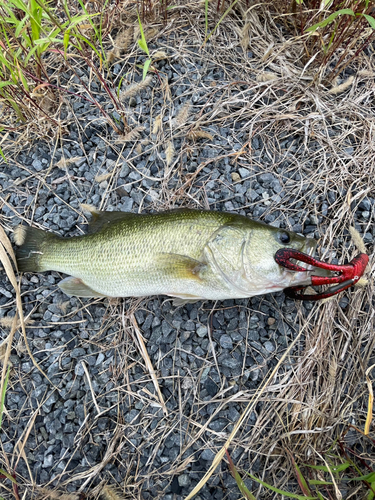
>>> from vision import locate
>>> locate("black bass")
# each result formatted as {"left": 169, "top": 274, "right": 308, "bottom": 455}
{"left": 14, "top": 209, "right": 317, "bottom": 303}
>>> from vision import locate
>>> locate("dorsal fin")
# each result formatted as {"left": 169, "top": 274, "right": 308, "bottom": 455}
{"left": 85, "top": 209, "right": 139, "bottom": 234}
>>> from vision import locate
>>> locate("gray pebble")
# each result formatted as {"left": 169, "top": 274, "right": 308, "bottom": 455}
{"left": 71, "top": 348, "right": 86, "bottom": 358}
{"left": 0, "top": 287, "right": 13, "bottom": 298}
{"left": 74, "top": 362, "right": 85, "bottom": 376}
{"left": 359, "top": 199, "right": 371, "bottom": 211}
{"left": 32, "top": 159, "right": 43, "bottom": 171}
{"left": 201, "top": 448, "right": 216, "bottom": 461}
{"left": 238, "top": 167, "right": 249, "bottom": 178}
{"left": 259, "top": 173, "right": 275, "bottom": 182}
{"left": 3, "top": 442, "right": 14, "bottom": 453}
{"left": 95, "top": 353, "right": 105, "bottom": 365}
{"left": 220, "top": 356, "right": 240, "bottom": 369}
{"left": 196, "top": 326, "right": 207, "bottom": 337}
{"left": 178, "top": 474, "right": 191, "bottom": 487}
{"left": 263, "top": 341, "right": 275, "bottom": 353}
{"left": 219, "top": 335, "right": 233, "bottom": 349}
{"left": 43, "top": 454, "right": 54, "bottom": 468}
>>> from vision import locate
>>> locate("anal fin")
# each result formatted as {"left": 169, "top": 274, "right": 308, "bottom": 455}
{"left": 59, "top": 276, "right": 106, "bottom": 298}
{"left": 166, "top": 293, "right": 205, "bottom": 307}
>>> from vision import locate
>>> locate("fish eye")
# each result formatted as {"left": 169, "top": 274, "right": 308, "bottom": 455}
{"left": 277, "top": 231, "right": 291, "bottom": 245}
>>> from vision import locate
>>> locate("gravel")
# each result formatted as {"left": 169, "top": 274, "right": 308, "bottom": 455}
{"left": 0, "top": 16, "right": 374, "bottom": 500}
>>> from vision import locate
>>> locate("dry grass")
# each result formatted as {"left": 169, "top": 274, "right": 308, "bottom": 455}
{"left": 120, "top": 76, "right": 154, "bottom": 100}
{"left": 0, "top": 1, "right": 374, "bottom": 499}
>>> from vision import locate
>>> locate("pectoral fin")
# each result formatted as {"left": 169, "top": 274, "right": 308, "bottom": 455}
{"left": 156, "top": 253, "right": 206, "bottom": 281}
{"left": 58, "top": 277, "right": 106, "bottom": 298}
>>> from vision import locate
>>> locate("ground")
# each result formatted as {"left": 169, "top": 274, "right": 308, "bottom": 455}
{"left": 0, "top": 3, "right": 374, "bottom": 500}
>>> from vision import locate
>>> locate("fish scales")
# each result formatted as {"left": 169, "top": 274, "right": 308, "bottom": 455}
{"left": 39, "top": 211, "right": 240, "bottom": 298}
{"left": 14, "top": 209, "right": 317, "bottom": 302}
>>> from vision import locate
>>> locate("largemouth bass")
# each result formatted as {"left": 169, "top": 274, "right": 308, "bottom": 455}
{"left": 14, "top": 209, "right": 318, "bottom": 303}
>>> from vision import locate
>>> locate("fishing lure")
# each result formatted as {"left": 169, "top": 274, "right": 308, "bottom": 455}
{"left": 275, "top": 249, "right": 368, "bottom": 301}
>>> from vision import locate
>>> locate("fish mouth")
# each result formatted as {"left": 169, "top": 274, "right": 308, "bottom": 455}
{"left": 284, "top": 238, "right": 318, "bottom": 287}
{"left": 291, "top": 239, "right": 334, "bottom": 282}
{"left": 298, "top": 238, "right": 317, "bottom": 272}
{"left": 306, "top": 238, "right": 317, "bottom": 256}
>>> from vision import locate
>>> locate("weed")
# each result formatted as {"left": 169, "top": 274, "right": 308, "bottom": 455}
{"left": 0, "top": 365, "right": 10, "bottom": 430}
{"left": 267, "top": 0, "right": 375, "bottom": 81}
{"left": 0, "top": 0, "right": 127, "bottom": 133}
{"left": 0, "top": 134, "right": 6, "bottom": 162}
{"left": 137, "top": 11, "right": 152, "bottom": 80}
{"left": 203, "top": 0, "right": 240, "bottom": 45}
{"left": 0, "top": 351, "right": 18, "bottom": 498}
{"left": 225, "top": 450, "right": 256, "bottom": 500}
{"left": 226, "top": 424, "right": 375, "bottom": 499}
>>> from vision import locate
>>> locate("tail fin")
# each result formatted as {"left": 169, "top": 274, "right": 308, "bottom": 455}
{"left": 14, "top": 225, "right": 54, "bottom": 272}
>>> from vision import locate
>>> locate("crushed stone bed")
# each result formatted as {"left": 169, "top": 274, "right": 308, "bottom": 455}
{"left": 1, "top": 13, "right": 374, "bottom": 500}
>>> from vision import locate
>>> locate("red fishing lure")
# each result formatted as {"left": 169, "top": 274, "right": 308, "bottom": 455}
{"left": 275, "top": 248, "right": 368, "bottom": 301}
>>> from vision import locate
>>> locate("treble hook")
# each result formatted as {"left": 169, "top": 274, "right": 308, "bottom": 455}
{"left": 274, "top": 248, "right": 368, "bottom": 301}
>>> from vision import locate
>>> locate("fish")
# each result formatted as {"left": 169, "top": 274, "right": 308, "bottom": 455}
{"left": 14, "top": 208, "right": 318, "bottom": 304}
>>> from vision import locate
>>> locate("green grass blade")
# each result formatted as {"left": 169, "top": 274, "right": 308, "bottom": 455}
{"left": 0, "top": 92, "right": 25, "bottom": 121}
{"left": 0, "top": 145, "right": 6, "bottom": 163}
{"left": 247, "top": 473, "right": 317, "bottom": 500}
{"left": 24, "top": 43, "right": 40, "bottom": 64}
{"left": 306, "top": 9, "right": 355, "bottom": 32}
{"left": 349, "top": 472, "right": 375, "bottom": 482}
{"left": 0, "top": 27, "right": 16, "bottom": 64}
{"left": 14, "top": 61, "right": 29, "bottom": 91}
{"left": 0, "top": 365, "right": 10, "bottom": 429}
{"left": 225, "top": 450, "right": 257, "bottom": 500}
{"left": 204, "top": 0, "right": 239, "bottom": 43}
{"left": 71, "top": 33, "right": 102, "bottom": 59}
{"left": 0, "top": 95, "right": 26, "bottom": 121}
{"left": 77, "top": 0, "right": 108, "bottom": 54}
{"left": 304, "top": 462, "right": 351, "bottom": 473}
{"left": 6, "top": 0, "right": 28, "bottom": 12}
{"left": 368, "top": 480, "right": 375, "bottom": 500}
{"left": 32, "top": 0, "right": 63, "bottom": 30}
{"left": 117, "top": 75, "right": 127, "bottom": 97}
{"left": 63, "top": 28, "right": 70, "bottom": 55}
{"left": 29, "top": 0, "right": 43, "bottom": 51}
{"left": 0, "top": 468, "right": 15, "bottom": 483}
{"left": 1, "top": 2, "right": 19, "bottom": 20}
{"left": 68, "top": 13, "right": 99, "bottom": 28}
{"left": 289, "top": 453, "right": 312, "bottom": 497}
{"left": 362, "top": 14, "right": 375, "bottom": 29}
{"left": 137, "top": 11, "right": 149, "bottom": 56}
{"left": 143, "top": 58, "right": 152, "bottom": 80}
{"left": 63, "top": 0, "right": 72, "bottom": 22}
{"left": 14, "top": 14, "right": 29, "bottom": 38}
{"left": 77, "top": 0, "right": 97, "bottom": 31}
